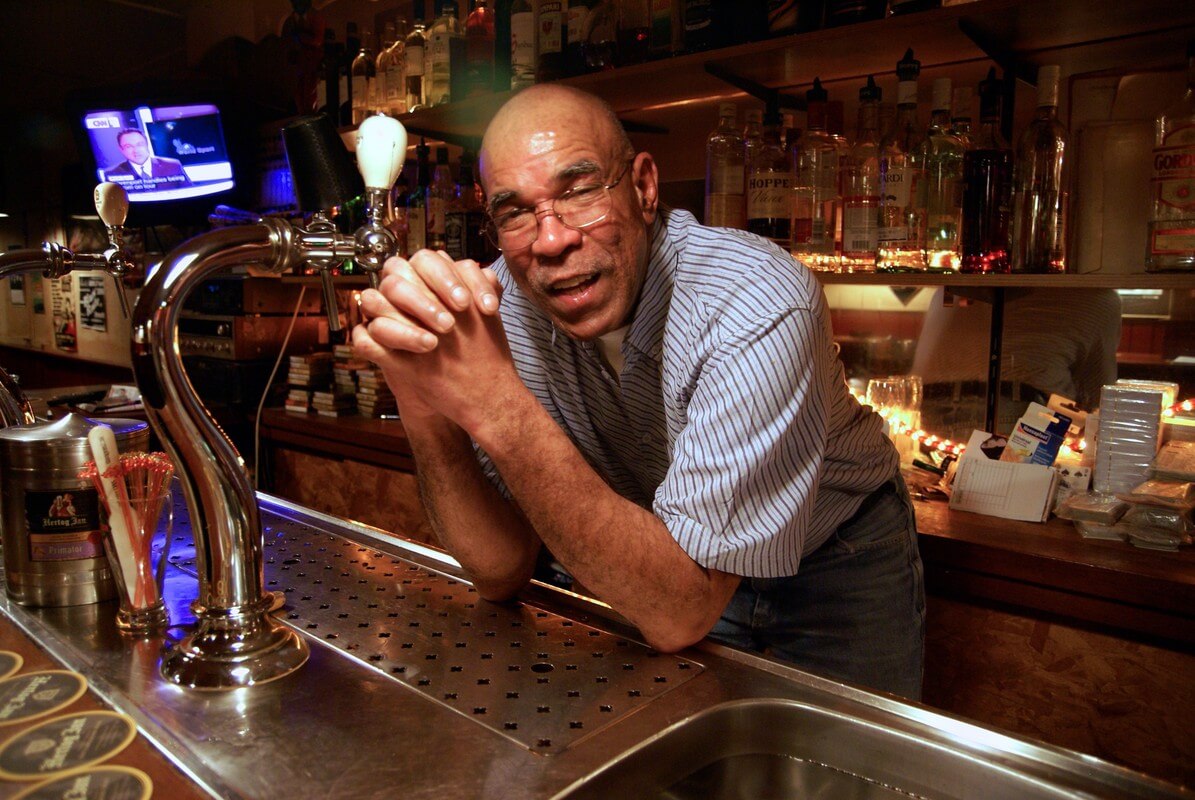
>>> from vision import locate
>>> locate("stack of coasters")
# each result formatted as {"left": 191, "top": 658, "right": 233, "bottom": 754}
{"left": 311, "top": 389, "right": 357, "bottom": 418}
{"left": 286, "top": 351, "right": 333, "bottom": 390}
{"left": 356, "top": 368, "right": 397, "bottom": 419}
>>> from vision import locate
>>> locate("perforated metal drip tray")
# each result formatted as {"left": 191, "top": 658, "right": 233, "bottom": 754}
{"left": 168, "top": 505, "right": 704, "bottom": 756}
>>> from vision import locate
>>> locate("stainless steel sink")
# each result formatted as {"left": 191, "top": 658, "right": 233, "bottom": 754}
{"left": 554, "top": 698, "right": 1179, "bottom": 799}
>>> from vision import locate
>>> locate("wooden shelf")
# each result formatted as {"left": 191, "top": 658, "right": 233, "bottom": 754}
{"left": 814, "top": 271, "right": 1195, "bottom": 289}
{"left": 388, "top": 0, "right": 1195, "bottom": 143}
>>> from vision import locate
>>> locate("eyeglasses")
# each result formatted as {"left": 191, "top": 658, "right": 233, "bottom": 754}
{"left": 484, "top": 162, "right": 633, "bottom": 251}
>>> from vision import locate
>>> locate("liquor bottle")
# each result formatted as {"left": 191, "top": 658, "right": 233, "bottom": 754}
{"left": 428, "top": 147, "right": 454, "bottom": 251}
{"left": 446, "top": 151, "right": 490, "bottom": 261}
{"left": 316, "top": 29, "right": 341, "bottom": 118}
{"left": 566, "top": 0, "right": 595, "bottom": 75}
{"left": 704, "top": 103, "right": 746, "bottom": 228}
{"left": 918, "top": 77, "right": 966, "bottom": 269}
{"left": 746, "top": 106, "right": 794, "bottom": 248}
{"left": 877, "top": 48, "right": 927, "bottom": 270}
{"left": 537, "top": 0, "right": 567, "bottom": 81}
{"left": 1010, "top": 64, "right": 1067, "bottom": 273}
{"left": 841, "top": 76, "right": 882, "bottom": 271}
{"left": 464, "top": 0, "right": 496, "bottom": 98}
{"left": 387, "top": 171, "right": 411, "bottom": 258}
{"left": 950, "top": 86, "right": 972, "bottom": 148}
{"left": 405, "top": 5, "right": 429, "bottom": 111}
{"left": 374, "top": 22, "right": 397, "bottom": 114}
{"left": 1146, "top": 40, "right": 1195, "bottom": 272}
{"left": 682, "top": 0, "right": 722, "bottom": 53}
{"left": 382, "top": 19, "right": 408, "bottom": 116}
{"left": 826, "top": 99, "right": 852, "bottom": 261}
{"left": 407, "top": 140, "right": 432, "bottom": 254}
{"left": 743, "top": 108, "right": 764, "bottom": 168}
{"left": 510, "top": 0, "right": 537, "bottom": 88}
{"left": 792, "top": 78, "right": 841, "bottom": 269}
{"left": 649, "top": 0, "right": 681, "bottom": 59}
{"left": 617, "top": 0, "right": 651, "bottom": 66}
{"left": 960, "top": 68, "right": 1012, "bottom": 274}
{"left": 428, "top": 1, "right": 464, "bottom": 106}
{"left": 584, "top": 0, "right": 618, "bottom": 70}
{"left": 350, "top": 29, "right": 376, "bottom": 125}
{"left": 340, "top": 22, "right": 361, "bottom": 126}
{"left": 494, "top": 0, "right": 513, "bottom": 91}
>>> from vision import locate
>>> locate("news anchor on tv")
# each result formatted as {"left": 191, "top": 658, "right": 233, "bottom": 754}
{"left": 105, "top": 129, "right": 191, "bottom": 189}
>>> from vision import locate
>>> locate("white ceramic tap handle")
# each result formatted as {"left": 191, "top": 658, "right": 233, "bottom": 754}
{"left": 94, "top": 183, "right": 129, "bottom": 228}
{"left": 355, "top": 115, "right": 408, "bottom": 190}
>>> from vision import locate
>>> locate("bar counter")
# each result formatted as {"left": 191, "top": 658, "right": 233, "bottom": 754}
{"left": 259, "top": 408, "right": 1195, "bottom": 786}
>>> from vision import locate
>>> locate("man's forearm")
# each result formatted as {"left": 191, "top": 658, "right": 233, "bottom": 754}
{"left": 401, "top": 412, "right": 540, "bottom": 601}
{"left": 469, "top": 388, "right": 740, "bottom": 652}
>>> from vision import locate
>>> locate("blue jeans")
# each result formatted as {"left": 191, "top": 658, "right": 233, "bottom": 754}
{"left": 708, "top": 477, "right": 926, "bottom": 700}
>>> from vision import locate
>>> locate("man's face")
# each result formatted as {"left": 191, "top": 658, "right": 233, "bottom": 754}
{"left": 481, "top": 122, "right": 654, "bottom": 342}
{"left": 118, "top": 132, "right": 149, "bottom": 166}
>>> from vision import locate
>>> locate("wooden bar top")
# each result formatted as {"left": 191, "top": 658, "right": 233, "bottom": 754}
{"left": 259, "top": 409, "right": 1195, "bottom": 650}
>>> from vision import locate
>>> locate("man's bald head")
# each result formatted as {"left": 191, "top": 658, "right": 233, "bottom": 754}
{"left": 479, "top": 85, "right": 632, "bottom": 186}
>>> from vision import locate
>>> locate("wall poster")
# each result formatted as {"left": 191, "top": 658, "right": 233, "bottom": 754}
{"left": 50, "top": 275, "right": 77, "bottom": 352}
{"left": 7, "top": 276, "right": 24, "bottom": 306}
{"left": 78, "top": 275, "right": 107, "bottom": 332}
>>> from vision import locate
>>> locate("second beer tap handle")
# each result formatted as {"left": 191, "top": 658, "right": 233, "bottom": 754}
{"left": 94, "top": 182, "right": 133, "bottom": 319}
{"left": 354, "top": 115, "right": 408, "bottom": 288}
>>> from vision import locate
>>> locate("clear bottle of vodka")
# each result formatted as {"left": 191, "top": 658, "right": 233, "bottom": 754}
{"left": 1010, "top": 64, "right": 1068, "bottom": 273}
{"left": 1146, "top": 40, "right": 1195, "bottom": 272}
{"left": 918, "top": 77, "right": 966, "bottom": 270}
{"left": 877, "top": 48, "right": 927, "bottom": 270}
{"left": 792, "top": 78, "right": 841, "bottom": 270}
{"left": 841, "top": 76, "right": 882, "bottom": 271}
{"left": 705, "top": 103, "right": 746, "bottom": 229}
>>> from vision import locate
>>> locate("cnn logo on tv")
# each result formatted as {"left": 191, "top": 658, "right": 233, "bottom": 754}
{"left": 85, "top": 116, "right": 123, "bottom": 130}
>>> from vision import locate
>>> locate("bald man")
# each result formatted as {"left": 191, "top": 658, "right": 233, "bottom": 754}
{"left": 354, "top": 85, "right": 925, "bottom": 698}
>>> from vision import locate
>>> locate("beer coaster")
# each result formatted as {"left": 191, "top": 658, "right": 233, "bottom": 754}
{"left": 11, "top": 765, "right": 152, "bottom": 800}
{"left": 0, "top": 711, "right": 136, "bottom": 781}
{"left": 0, "top": 651, "right": 23, "bottom": 680}
{"left": 0, "top": 671, "right": 87, "bottom": 727}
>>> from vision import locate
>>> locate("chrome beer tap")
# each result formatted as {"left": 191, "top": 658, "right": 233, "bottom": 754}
{"left": 0, "top": 183, "right": 135, "bottom": 429}
{"left": 353, "top": 113, "right": 408, "bottom": 288}
{"left": 135, "top": 113, "right": 409, "bottom": 690}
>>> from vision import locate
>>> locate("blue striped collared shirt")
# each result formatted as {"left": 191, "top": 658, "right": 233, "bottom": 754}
{"left": 478, "top": 208, "right": 898, "bottom": 578}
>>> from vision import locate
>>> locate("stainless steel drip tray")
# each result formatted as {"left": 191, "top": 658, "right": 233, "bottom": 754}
{"left": 168, "top": 504, "right": 704, "bottom": 756}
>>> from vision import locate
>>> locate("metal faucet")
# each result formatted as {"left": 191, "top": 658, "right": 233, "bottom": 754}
{"left": 0, "top": 183, "right": 137, "bottom": 429}
{"left": 138, "top": 114, "right": 408, "bottom": 690}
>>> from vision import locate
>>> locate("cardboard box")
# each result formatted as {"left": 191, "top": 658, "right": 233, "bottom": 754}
{"left": 949, "top": 431, "right": 1061, "bottom": 522}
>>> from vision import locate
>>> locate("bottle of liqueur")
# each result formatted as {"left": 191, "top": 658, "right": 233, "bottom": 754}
{"left": 918, "top": 77, "right": 966, "bottom": 270}
{"left": 510, "top": 0, "right": 537, "bottom": 88}
{"left": 826, "top": 99, "right": 852, "bottom": 261}
{"left": 1010, "top": 64, "right": 1068, "bottom": 273}
{"left": 960, "top": 68, "right": 1012, "bottom": 274}
{"left": 428, "top": 147, "right": 454, "bottom": 251}
{"left": 792, "top": 78, "right": 841, "bottom": 269}
{"left": 382, "top": 20, "right": 408, "bottom": 115}
{"left": 407, "top": 140, "right": 432, "bottom": 254}
{"left": 950, "top": 86, "right": 972, "bottom": 148}
{"left": 405, "top": 4, "right": 429, "bottom": 111}
{"left": 1146, "top": 39, "right": 1195, "bottom": 272}
{"left": 428, "top": 1, "right": 464, "bottom": 105}
{"left": 350, "top": 29, "right": 376, "bottom": 124}
{"left": 877, "top": 48, "right": 927, "bottom": 270}
{"left": 617, "top": 0, "right": 651, "bottom": 66}
{"left": 584, "top": 0, "right": 618, "bottom": 70}
{"left": 746, "top": 106, "right": 794, "bottom": 248}
{"left": 446, "top": 151, "right": 490, "bottom": 262}
{"left": 463, "top": 0, "right": 496, "bottom": 98}
{"left": 340, "top": 22, "right": 361, "bottom": 126}
{"left": 704, "top": 103, "right": 746, "bottom": 228}
{"left": 387, "top": 171, "right": 411, "bottom": 258}
{"left": 374, "top": 22, "right": 397, "bottom": 114}
{"left": 742, "top": 108, "right": 764, "bottom": 169}
{"left": 841, "top": 76, "right": 882, "bottom": 271}
{"left": 649, "top": 0, "right": 681, "bottom": 59}
{"left": 536, "top": 0, "right": 567, "bottom": 81}
{"left": 316, "top": 29, "right": 341, "bottom": 118}
{"left": 566, "top": 0, "right": 595, "bottom": 75}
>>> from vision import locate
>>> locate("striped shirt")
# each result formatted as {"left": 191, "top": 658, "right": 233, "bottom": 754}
{"left": 479, "top": 209, "right": 898, "bottom": 578}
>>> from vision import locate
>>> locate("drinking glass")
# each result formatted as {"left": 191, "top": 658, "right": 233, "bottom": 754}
{"left": 101, "top": 486, "right": 172, "bottom": 633}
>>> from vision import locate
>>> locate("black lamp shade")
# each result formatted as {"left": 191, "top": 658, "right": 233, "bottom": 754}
{"left": 282, "top": 114, "right": 363, "bottom": 213}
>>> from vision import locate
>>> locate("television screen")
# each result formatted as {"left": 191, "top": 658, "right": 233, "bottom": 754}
{"left": 82, "top": 103, "right": 234, "bottom": 203}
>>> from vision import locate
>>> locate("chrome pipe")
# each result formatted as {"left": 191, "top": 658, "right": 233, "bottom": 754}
{"left": 132, "top": 219, "right": 308, "bottom": 690}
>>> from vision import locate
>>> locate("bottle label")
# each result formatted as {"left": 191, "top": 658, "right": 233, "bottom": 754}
{"left": 445, "top": 212, "right": 466, "bottom": 259}
{"left": 409, "top": 211, "right": 427, "bottom": 253}
{"left": 406, "top": 45, "right": 425, "bottom": 76}
{"left": 430, "top": 197, "right": 447, "bottom": 235}
{"left": 1150, "top": 227, "right": 1195, "bottom": 255}
{"left": 1152, "top": 124, "right": 1195, "bottom": 211}
{"left": 511, "top": 13, "right": 536, "bottom": 70}
{"left": 568, "top": 5, "right": 590, "bottom": 45}
{"left": 747, "top": 171, "right": 793, "bottom": 220}
{"left": 352, "top": 75, "right": 368, "bottom": 108}
{"left": 841, "top": 199, "right": 878, "bottom": 257}
{"left": 539, "top": 3, "right": 564, "bottom": 54}
{"left": 24, "top": 488, "right": 103, "bottom": 561}
{"left": 896, "top": 80, "right": 918, "bottom": 106}
{"left": 386, "top": 64, "right": 404, "bottom": 101}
